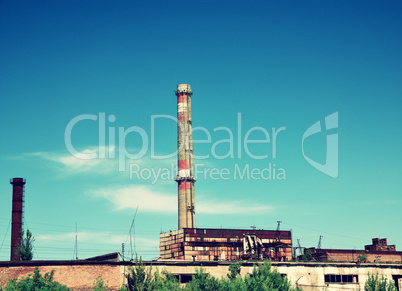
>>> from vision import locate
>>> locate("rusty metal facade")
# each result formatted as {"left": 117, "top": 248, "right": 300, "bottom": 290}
{"left": 175, "top": 84, "right": 196, "bottom": 229}
{"left": 160, "top": 228, "right": 292, "bottom": 261}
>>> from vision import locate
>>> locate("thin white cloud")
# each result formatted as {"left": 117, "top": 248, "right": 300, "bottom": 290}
{"left": 87, "top": 185, "right": 272, "bottom": 215}
{"left": 28, "top": 148, "right": 118, "bottom": 175}
{"left": 23, "top": 148, "right": 177, "bottom": 178}
{"left": 37, "top": 231, "right": 158, "bottom": 246}
{"left": 88, "top": 185, "right": 177, "bottom": 213}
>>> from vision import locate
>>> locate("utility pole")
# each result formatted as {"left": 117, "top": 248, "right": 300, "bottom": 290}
{"left": 318, "top": 235, "right": 323, "bottom": 249}
{"left": 74, "top": 222, "right": 78, "bottom": 260}
{"left": 297, "top": 239, "right": 302, "bottom": 257}
{"left": 276, "top": 221, "right": 282, "bottom": 231}
{"left": 122, "top": 243, "right": 125, "bottom": 261}
{"left": 130, "top": 205, "right": 139, "bottom": 260}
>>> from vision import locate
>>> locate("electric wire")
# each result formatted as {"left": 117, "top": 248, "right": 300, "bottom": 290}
{"left": 0, "top": 219, "right": 10, "bottom": 253}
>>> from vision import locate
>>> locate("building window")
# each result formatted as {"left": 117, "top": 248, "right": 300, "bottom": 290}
{"left": 174, "top": 274, "right": 194, "bottom": 284}
{"left": 325, "top": 274, "right": 358, "bottom": 284}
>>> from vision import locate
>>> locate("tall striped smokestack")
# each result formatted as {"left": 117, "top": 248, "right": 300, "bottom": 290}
{"left": 10, "top": 177, "right": 25, "bottom": 261}
{"left": 175, "top": 84, "right": 196, "bottom": 229}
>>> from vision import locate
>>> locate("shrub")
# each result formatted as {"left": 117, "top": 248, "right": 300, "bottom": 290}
{"left": 122, "top": 257, "right": 300, "bottom": 291}
{"left": 365, "top": 273, "right": 396, "bottom": 291}
{"left": 4, "top": 267, "right": 71, "bottom": 291}
{"left": 227, "top": 263, "right": 241, "bottom": 280}
{"left": 184, "top": 267, "right": 220, "bottom": 291}
{"left": 358, "top": 253, "right": 368, "bottom": 263}
{"left": 126, "top": 256, "right": 154, "bottom": 291}
{"left": 244, "top": 261, "right": 293, "bottom": 291}
{"left": 92, "top": 277, "right": 109, "bottom": 291}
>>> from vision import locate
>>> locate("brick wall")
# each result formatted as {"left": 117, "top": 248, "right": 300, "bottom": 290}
{"left": 327, "top": 251, "right": 402, "bottom": 263}
{"left": 366, "top": 253, "right": 402, "bottom": 263}
{"left": 309, "top": 248, "right": 402, "bottom": 263}
{"left": 327, "top": 251, "right": 359, "bottom": 262}
{"left": 0, "top": 263, "right": 121, "bottom": 290}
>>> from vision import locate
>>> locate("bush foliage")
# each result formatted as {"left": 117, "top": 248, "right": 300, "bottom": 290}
{"left": 364, "top": 273, "right": 396, "bottom": 291}
{"left": 4, "top": 259, "right": 399, "bottom": 291}
{"left": 124, "top": 257, "right": 299, "bottom": 291}
{"left": 19, "top": 229, "right": 35, "bottom": 261}
{"left": 4, "top": 267, "right": 70, "bottom": 291}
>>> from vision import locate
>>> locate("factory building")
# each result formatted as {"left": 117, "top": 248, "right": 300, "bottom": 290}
{"left": 161, "top": 84, "right": 293, "bottom": 262}
{"left": 2, "top": 84, "right": 402, "bottom": 291}
{"left": 2, "top": 259, "right": 402, "bottom": 291}
{"left": 366, "top": 238, "right": 396, "bottom": 252}
{"left": 304, "top": 238, "right": 402, "bottom": 263}
{"left": 160, "top": 228, "right": 292, "bottom": 261}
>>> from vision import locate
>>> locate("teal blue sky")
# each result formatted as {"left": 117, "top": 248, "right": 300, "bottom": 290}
{"left": 0, "top": 0, "right": 401, "bottom": 260}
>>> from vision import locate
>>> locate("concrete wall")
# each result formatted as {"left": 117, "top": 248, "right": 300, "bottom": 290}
{"left": 1, "top": 260, "right": 402, "bottom": 291}
{"left": 155, "top": 261, "right": 402, "bottom": 291}
{"left": 273, "top": 262, "right": 402, "bottom": 291}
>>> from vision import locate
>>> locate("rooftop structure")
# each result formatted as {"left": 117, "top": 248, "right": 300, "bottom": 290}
{"left": 160, "top": 228, "right": 292, "bottom": 261}
{"left": 304, "top": 238, "right": 401, "bottom": 263}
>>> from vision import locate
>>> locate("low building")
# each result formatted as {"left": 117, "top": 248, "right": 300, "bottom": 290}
{"left": 304, "top": 238, "right": 402, "bottom": 263}
{"left": 365, "top": 238, "right": 396, "bottom": 252}
{"left": 1, "top": 259, "right": 402, "bottom": 291}
{"left": 159, "top": 228, "right": 292, "bottom": 261}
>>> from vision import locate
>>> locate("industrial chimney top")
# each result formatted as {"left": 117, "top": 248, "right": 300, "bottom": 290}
{"left": 10, "top": 178, "right": 26, "bottom": 185}
{"left": 176, "top": 84, "right": 192, "bottom": 94}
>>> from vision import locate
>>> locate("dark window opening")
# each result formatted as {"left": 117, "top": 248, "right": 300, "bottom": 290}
{"left": 174, "top": 274, "right": 194, "bottom": 284}
{"left": 325, "top": 274, "right": 358, "bottom": 284}
{"left": 392, "top": 275, "right": 402, "bottom": 291}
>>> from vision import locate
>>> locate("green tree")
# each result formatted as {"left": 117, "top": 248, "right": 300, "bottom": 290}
{"left": 125, "top": 256, "right": 182, "bottom": 291}
{"left": 92, "top": 277, "right": 109, "bottom": 291}
{"left": 244, "top": 261, "right": 294, "bottom": 291}
{"left": 19, "top": 229, "right": 35, "bottom": 261}
{"left": 4, "top": 267, "right": 71, "bottom": 291}
{"left": 301, "top": 249, "right": 312, "bottom": 262}
{"left": 125, "top": 256, "right": 154, "bottom": 291}
{"left": 358, "top": 252, "right": 368, "bottom": 263}
{"left": 153, "top": 269, "right": 181, "bottom": 291}
{"left": 365, "top": 273, "right": 396, "bottom": 291}
{"left": 184, "top": 267, "right": 220, "bottom": 291}
{"left": 227, "top": 263, "right": 241, "bottom": 281}
{"left": 122, "top": 258, "right": 300, "bottom": 291}
{"left": 219, "top": 276, "right": 248, "bottom": 291}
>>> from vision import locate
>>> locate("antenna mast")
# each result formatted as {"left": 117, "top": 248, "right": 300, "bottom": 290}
{"left": 130, "top": 205, "right": 139, "bottom": 260}
{"left": 318, "top": 235, "right": 323, "bottom": 249}
{"left": 74, "top": 222, "right": 78, "bottom": 260}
